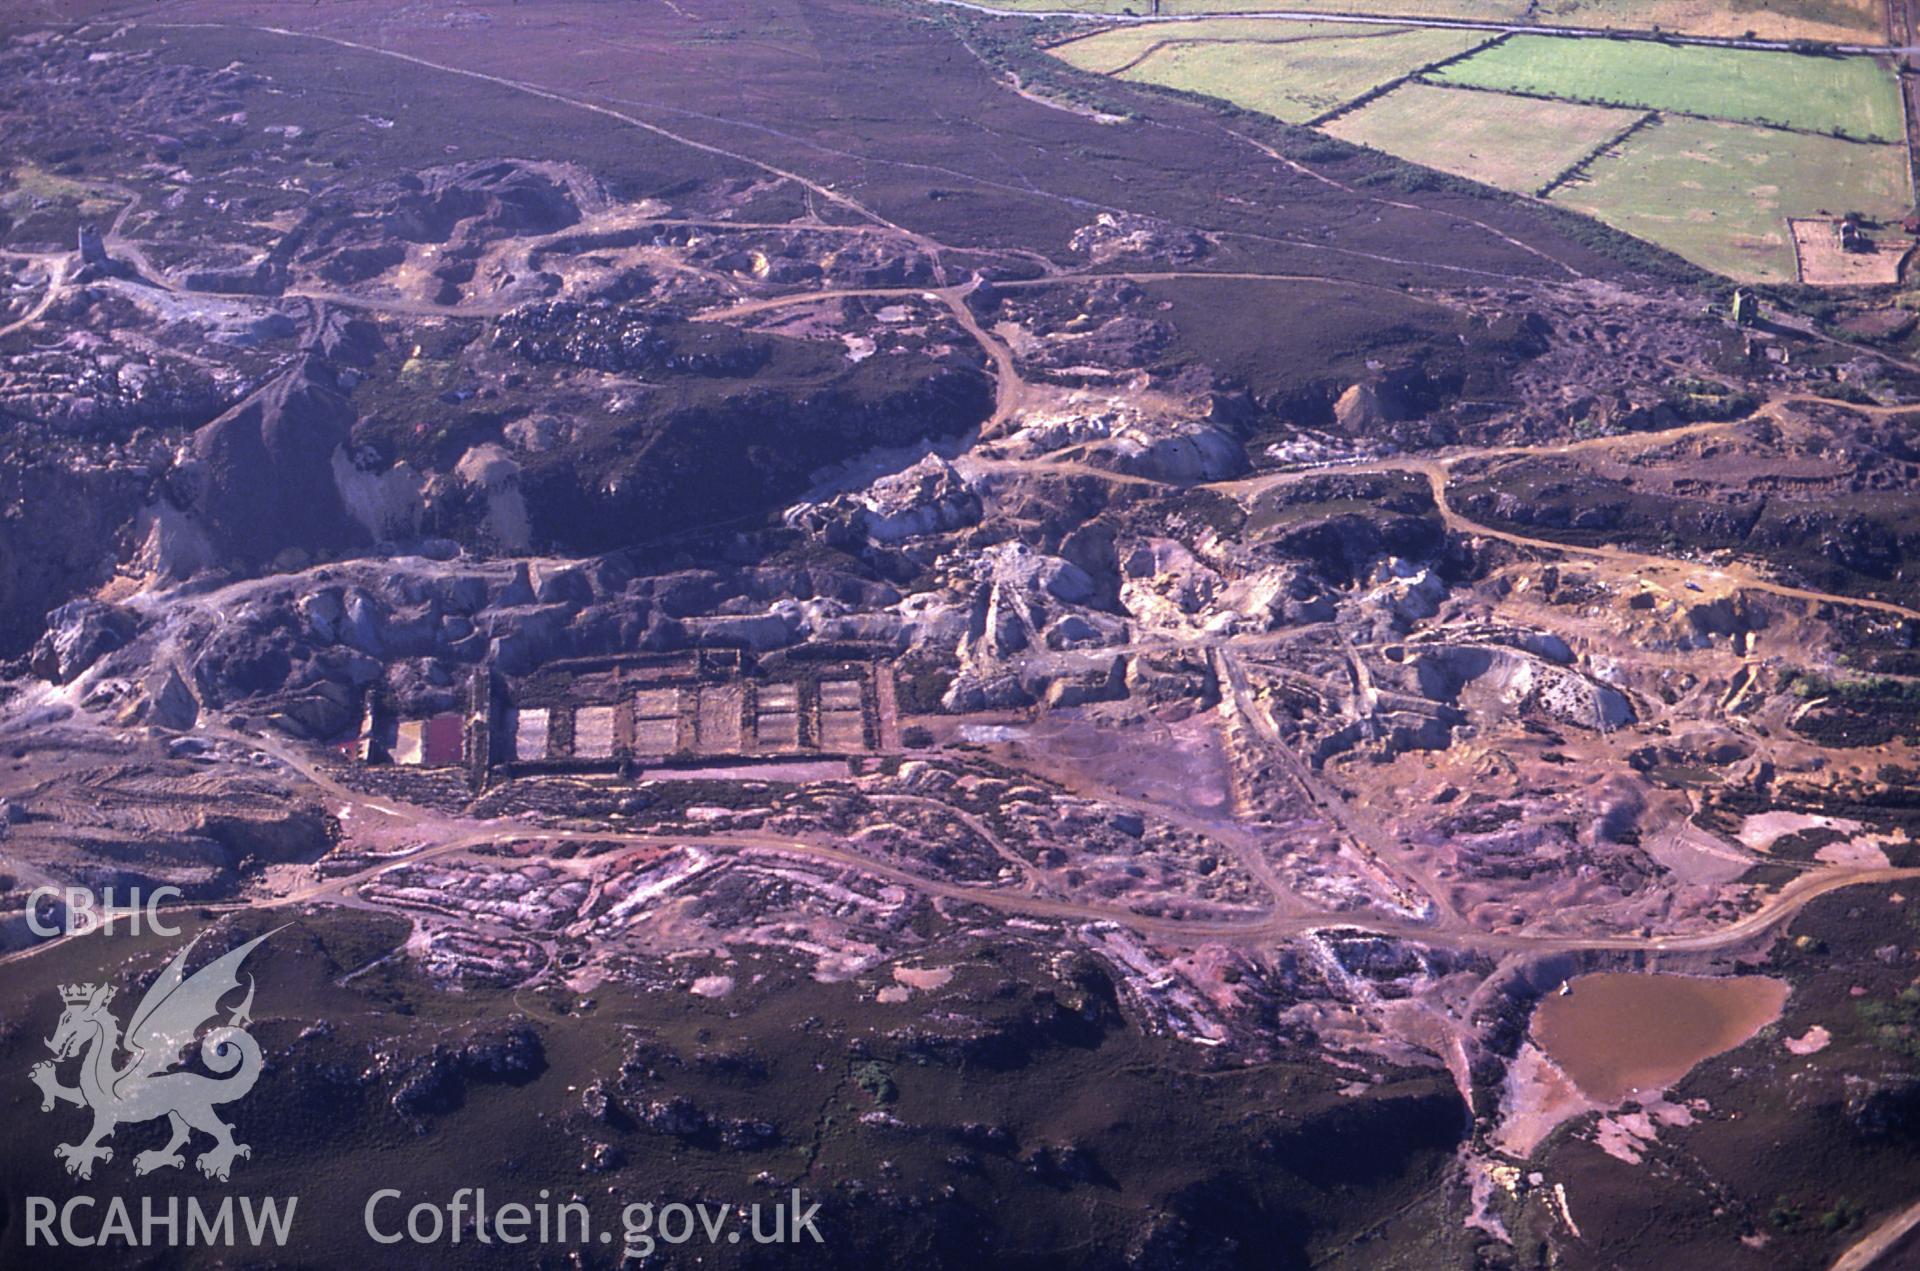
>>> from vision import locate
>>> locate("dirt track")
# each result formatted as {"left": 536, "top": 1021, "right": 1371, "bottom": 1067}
{"left": 1831, "top": 1194, "right": 1920, "bottom": 1271}
{"left": 8, "top": 0, "right": 1915, "bottom": 996}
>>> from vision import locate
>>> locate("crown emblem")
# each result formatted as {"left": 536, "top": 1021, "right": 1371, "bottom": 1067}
{"left": 59, "top": 984, "right": 108, "bottom": 1005}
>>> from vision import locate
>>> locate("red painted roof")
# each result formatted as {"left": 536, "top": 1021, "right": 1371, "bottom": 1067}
{"left": 422, "top": 712, "right": 465, "bottom": 767}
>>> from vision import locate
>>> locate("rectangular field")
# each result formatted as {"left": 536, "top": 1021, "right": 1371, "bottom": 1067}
{"left": 1154, "top": 0, "right": 1528, "bottom": 15}
{"left": 392, "top": 720, "right": 424, "bottom": 767}
{"left": 1535, "top": 0, "right": 1885, "bottom": 43}
{"left": 510, "top": 708, "right": 550, "bottom": 762}
{"left": 758, "top": 682, "right": 800, "bottom": 711}
{"left": 820, "top": 679, "right": 866, "bottom": 711}
{"left": 993, "top": 0, "right": 1516, "bottom": 13}
{"left": 633, "top": 715, "right": 679, "bottom": 753}
{"left": 989, "top": 0, "right": 1882, "bottom": 42}
{"left": 1790, "top": 218, "right": 1905, "bottom": 285}
{"left": 1432, "top": 36, "right": 1903, "bottom": 141}
{"left": 573, "top": 704, "right": 617, "bottom": 759}
{"left": 820, "top": 710, "right": 868, "bottom": 751}
{"left": 1055, "top": 23, "right": 1490, "bottom": 123}
{"left": 1052, "top": 18, "right": 1382, "bottom": 77}
{"left": 755, "top": 710, "right": 800, "bottom": 750}
{"left": 1551, "top": 116, "right": 1912, "bottom": 283}
{"left": 1325, "top": 81, "right": 1644, "bottom": 193}
{"left": 633, "top": 687, "right": 679, "bottom": 719}
{"left": 694, "top": 684, "right": 741, "bottom": 752}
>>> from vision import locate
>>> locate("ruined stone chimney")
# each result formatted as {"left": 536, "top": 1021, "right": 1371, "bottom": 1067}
{"left": 77, "top": 223, "right": 107, "bottom": 266}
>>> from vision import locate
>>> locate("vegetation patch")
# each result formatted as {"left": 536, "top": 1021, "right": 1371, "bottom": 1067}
{"left": 950, "top": 0, "right": 1884, "bottom": 43}
{"left": 1431, "top": 36, "right": 1903, "bottom": 141}
{"left": 1050, "top": 21, "right": 1489, "bottom": 124}
{"left": 1550, "top": 115, "right": 1910, "bottom": 282}
{"left": 1532, "top": 0, "right": 1886, "bottom": 43}
{"left": 1326, "top": 81, "right": 1643, "bottom": 194}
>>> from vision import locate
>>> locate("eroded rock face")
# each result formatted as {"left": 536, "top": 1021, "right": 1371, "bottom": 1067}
{"left": 1410, "top": 645, "right": 1635, "bottom": 732}
{"left": 1121, "top": 538, "right": 1222, "bottom": 631}
{"left": 1208, "top": 566, "right": 1335, "bottom": 634}
{"left": 0, "top": 459, "right": 151, "bottom": 657}
{"left": 173, "top": 360, "right": 363, "bottom": 572}
{"left": 452, "top": 444, "right": 532, "bottom": 551}
{"left": 1085, "top": 419, "right": 1247, "bottom": 483}
{"left": 787, "top": 453, "right": 982, "bottom": 546}
{"left": 30, "top": 599, "right": 138, "bottom": 684}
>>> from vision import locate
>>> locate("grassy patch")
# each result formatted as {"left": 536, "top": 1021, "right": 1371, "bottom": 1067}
{"left": 1538, "top": 0, "right": 1886, "bottom": 43}
{"left": 1051, "top": 16, "right": 1384, "bottom": 74}
{"left": 1154, "top": 0, "right": 1526, "bottom": 13}
{"left": 1326, "top": 81, "right": 1643, "bottom": 193}
{"left": 987, "top": 0, "right": 1524, "bottom": 12}
{"left": 949, "top": 0, "right": 1883, "bottom": 41}
{"left": 1433, "top": 36, "right": 1904, "bottom": 140}
{"left": 1051, "top": 22, "right": 1488, "bottom": 123}
{"left": 1550, "top": 115, "right": 1910, "bottom": 282}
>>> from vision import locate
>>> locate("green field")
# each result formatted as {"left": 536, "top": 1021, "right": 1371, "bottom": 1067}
{"left": 1551, "top": 115, "right": 1911, "bottom": 281}
{"left": 1538, "top": 0, "right": 1886, "bottom": 42}
{"left": 961, "top": 0, "right": 1884, "bottom": 42}
{"left": 1051, "top": 17, "right": 1387, "bottom": 75}
{"left": 1040, "top": 8, "right": 1913, "bottom": 283}
{"left": 1050, "top": 22, "right": 1490, "bottom": 123}
{"left": 1433, "top": 37, "right": 1904, "bottom": 141}
{"left": 982, "top": 0, "right": 1530, "bottom": 14}
{"left": 1326, "top": 81, "right": 1645, "bottom": 194}
{"left": 1153, "top": 0, "right": 1527, "bottom": 14}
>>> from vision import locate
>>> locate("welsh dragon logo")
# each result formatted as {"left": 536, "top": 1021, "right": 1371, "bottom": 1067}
{"left": 30, "top": 928, "right": 279, "bottom": 1182}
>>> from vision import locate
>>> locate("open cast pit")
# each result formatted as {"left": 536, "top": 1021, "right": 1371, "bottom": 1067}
{"left": 5, "top": 5, "right": 1920, "bottom": 1269}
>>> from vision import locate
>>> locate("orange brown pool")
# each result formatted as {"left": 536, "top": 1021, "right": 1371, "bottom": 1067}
{"left": 1532, "top": 973, "right": 1790, "bottom": 1103}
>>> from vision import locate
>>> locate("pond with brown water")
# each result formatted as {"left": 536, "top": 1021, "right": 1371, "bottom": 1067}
{"left": 1533, "top": 973, "right": 1790, "bottom": 1103}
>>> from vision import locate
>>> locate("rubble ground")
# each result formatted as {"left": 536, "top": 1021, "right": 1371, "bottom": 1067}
{"left": 6, "top": 5, "right": 1920, "bottom": 1269}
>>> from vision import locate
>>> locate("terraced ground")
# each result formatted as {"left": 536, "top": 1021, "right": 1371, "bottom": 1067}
{"left": 1049, "top": 20, "right": 1489, "bottom": 123}
{"left": 1325, "top": 81, "right": 1645, "bottom": 194}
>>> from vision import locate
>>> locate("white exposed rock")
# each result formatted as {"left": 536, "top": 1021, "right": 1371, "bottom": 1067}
{"left": 948, "top": 544, "right": 1099, "bottom": 671}
{"left": 1087, "top": 418, "right": 1246, "bottom": 482}
{"left": 1364, "top": 558, "right": 1445, "bottom": 627}
{"left": 855, "top": 454, "right": 981, "bottom": 542}
{"left": 998, "top": 408, "right": 1116, "bottom": 456}
{"left": 1415, "top": 646, "right": 1634, "bottom": 731}
{"left": 785, "top": 453, "right": 981, "bottom": 545}
{"left": 1119, "top": 538, "right": 1220, "bottom": 631}
{"left": 1334, "top": 381, "right": 1394, "bottom": 432}
{"left": 300, "top": 588, "right": 344, "bottom": 643}
{"left": 1068, "top": 212, "right": 1206, "bottom": 266}
{"left": 332, "top": 447, "right": 425, "bottom": 542}
{"left": 1045, "top": 612, "right": 1125, "bottom": 649}
{"left": 454, "top": 443, "right": 531, "bottom": 550}
{"left": 144, "top": 665, "right": 199, "bottom": 730}
{"left": 1206, "top": 565, "right": 1334, "bottom": 633}
{"left": 130, "top": 498, "right": 216, "bottom": 581}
